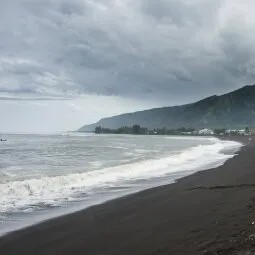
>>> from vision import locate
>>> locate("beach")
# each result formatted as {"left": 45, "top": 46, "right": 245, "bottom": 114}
{"left": 0, "top": 136, "right": 254, "bottom": 255}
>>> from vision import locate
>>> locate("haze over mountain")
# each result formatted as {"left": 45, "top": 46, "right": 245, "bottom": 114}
{"left": 79, "top": 85, "right": 255, "bottom": 132}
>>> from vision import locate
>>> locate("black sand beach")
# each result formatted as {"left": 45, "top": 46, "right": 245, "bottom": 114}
{"left": 1, "top": 136, "right": 255, "bottom": 255}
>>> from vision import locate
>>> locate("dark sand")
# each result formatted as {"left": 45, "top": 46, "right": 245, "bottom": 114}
{"left": 1, "top": 136, "right": 255, "bottom": 255}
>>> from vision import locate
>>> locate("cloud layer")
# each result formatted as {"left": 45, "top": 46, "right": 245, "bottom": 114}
{"left": 1, "top": 0, "right": 255, "bottom": 103}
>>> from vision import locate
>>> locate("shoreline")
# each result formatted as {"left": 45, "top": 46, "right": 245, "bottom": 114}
{"left": 0, "top": 136, "right": 254, "bottom": 254}
{"left": 0, "top": 136, "right": 240, "bottom": 236}
{"left": 0, "top": 135, "right": 239, "bottom": 237}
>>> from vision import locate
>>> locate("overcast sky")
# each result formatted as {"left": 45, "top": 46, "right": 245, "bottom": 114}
{"left": 1, "top": 0, "right": 255, "bottom": 132}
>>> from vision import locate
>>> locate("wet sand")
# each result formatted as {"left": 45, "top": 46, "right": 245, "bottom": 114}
{"left": 1, "top": 136, "right": 255, "bottom": 255}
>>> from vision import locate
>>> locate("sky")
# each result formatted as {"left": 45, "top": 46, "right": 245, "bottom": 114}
{"left": 1, "top": 0, "right": 255, "bottom": 132}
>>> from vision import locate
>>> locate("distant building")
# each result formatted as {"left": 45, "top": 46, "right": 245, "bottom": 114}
{"left": 226, "top": 129, "right": 237, "bottom": 135}
{"left": 237, "top": 129, "right": 246, "bottom": 135}
{"left": 198, "top": 129, "right": 214, "bottom": 135}
{"left": 180, "top": 132, "right": 192, "bottom": 135}
{"left": 226, "top": 129, "right": 251, "bottom": 136}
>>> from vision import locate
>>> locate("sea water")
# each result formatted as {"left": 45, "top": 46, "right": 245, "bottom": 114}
{"left": 0, "top": 133, "right": 242, "bottom": 235}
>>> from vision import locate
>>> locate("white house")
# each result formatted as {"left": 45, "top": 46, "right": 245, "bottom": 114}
{"left": 237, "top": 129, "right": 246, "bottom": 135}
{"left": 226, "top": 129, "right": 249, "bottom": 135}
{"left": 226, "top": 129, "right": 237, "bottom": 134}
{"left": 198, "top": 129, "right": 214, "bottom": 135}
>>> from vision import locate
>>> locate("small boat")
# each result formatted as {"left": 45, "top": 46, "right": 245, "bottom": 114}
{"left": 0, "top": 139, "right": 7, "bottom": 142}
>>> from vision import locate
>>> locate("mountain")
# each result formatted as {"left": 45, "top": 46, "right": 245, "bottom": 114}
{"left": 78, "top": 85, "right": 255, "bottom": 132}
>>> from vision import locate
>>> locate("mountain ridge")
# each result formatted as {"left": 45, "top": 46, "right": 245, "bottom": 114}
{"left": 78, "top": 85, "right": 255, "bottom": 132}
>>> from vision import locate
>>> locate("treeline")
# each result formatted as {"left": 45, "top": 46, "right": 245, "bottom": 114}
{"left": 95, "top": 125, "right": 196, "bottom": 135}
{"left": 94, "top": 126, "right": 252, "bottom": 136}
{"left": 95, "top": 125, "right": 147, "bottom": 134}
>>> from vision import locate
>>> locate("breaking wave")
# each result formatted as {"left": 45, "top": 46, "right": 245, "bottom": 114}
{"left": 0, "top": 139, "right": 241, "bottom": 214}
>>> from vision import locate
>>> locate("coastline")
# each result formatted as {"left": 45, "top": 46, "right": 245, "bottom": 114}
{"left": 1, "top": 136, "right": 254, "bottom": 254}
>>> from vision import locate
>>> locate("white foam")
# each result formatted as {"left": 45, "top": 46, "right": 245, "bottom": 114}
{"left": 0, "top": 139, "right": 242, "bottom": 214}
{"left": 164, "top": 136, "right": 217, "bottom": 141}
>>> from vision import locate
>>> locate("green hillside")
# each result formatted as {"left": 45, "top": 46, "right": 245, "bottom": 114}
{"left": 78, "top": 85, "right": 255, "bottom": 132}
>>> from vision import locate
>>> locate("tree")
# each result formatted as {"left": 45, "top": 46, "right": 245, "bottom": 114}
{"left": 132, "top": 125, "right": 141, "bottom": 134}
{"left": 214, "top": 128, "right": 226, "bottom": 135}
{"left": 95, "top": 126, "right": 102, "bottom": 134}
{"left": 245, "top": 127, "right": 250, "bottom": 134}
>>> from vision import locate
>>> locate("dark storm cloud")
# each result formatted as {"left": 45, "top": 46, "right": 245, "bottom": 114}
{"left": 1, "top": 0, "right": 255, "bottom": 103}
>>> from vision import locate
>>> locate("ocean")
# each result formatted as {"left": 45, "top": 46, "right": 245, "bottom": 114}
{"left": 0, "top": 133, "right": 242, "bottom": 235}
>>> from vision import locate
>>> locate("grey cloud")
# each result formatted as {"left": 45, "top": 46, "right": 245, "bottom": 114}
{"left": 1, "top": 0, "right": 255, "bottom": 103}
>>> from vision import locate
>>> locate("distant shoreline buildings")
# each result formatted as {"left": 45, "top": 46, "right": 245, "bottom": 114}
{"left": 93, "top": 125, "right": 253, "bottom": 136}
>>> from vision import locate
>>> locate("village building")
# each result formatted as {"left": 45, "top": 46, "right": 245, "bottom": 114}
{"left": 198, "top": 129, "right": 214, "bottom": 135}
